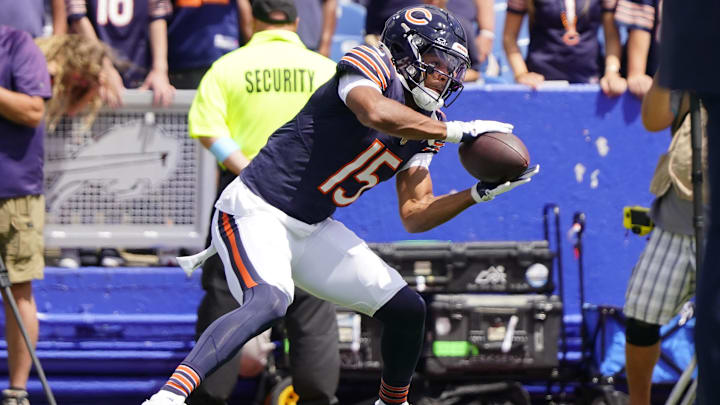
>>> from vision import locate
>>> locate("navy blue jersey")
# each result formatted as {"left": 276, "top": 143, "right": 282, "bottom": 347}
{"left": 507, "top": 0, "right": 614, "bottom": 83}
{"left": 241, "top": 45, "right": 444, "bottom": 224}
{"left": 67, "top": 0, "right": 172, "bottom": 88}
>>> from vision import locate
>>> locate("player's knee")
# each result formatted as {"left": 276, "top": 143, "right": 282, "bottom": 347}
{"left": 374, "top": 286, "right": 426, "bottom": 329}
{"left": 245, "top": 284, "right": 289, "bottom": 321}
{"left": 403, "top": 289, "right": 426, "bottom": 327}
{"left": 626, "top": 317, "right": 661, "bottom": 346}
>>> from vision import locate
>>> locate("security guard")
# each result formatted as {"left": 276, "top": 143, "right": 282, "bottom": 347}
{"left": 186, "top": 0, "right": 338, "bottom": 404}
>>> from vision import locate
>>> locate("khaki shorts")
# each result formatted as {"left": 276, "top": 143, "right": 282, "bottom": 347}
{"left": 0, "top": 195, "right": 45, "bottom": 284}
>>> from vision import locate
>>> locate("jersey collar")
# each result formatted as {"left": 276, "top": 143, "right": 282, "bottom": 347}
{"left": 246, "top": 30, "right": 306, "bottom": 47}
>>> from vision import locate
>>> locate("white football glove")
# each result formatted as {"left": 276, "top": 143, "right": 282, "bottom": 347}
{"left": 471, "top": 164, "right": 540, "bottom": 203}
{"left": 445, "top": 120, "right": 514, "bottom": 143}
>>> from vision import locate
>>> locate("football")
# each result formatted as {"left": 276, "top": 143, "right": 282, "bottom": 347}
{"left": 458, "top": 132, "right": 530, "bottom": 183}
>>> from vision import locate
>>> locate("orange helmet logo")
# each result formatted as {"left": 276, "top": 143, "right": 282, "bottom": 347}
{"left": 404, "top": 8, "right": 432, "bottom": 25}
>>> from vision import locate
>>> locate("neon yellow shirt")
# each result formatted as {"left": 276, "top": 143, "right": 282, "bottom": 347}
{"left": 188, "top": 30, "right": 337, "bottom": 160}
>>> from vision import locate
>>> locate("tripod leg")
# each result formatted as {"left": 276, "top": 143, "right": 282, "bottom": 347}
{"left": 664, "top": 355, "right": 696, "bottom": 405}
{"left": 0, "top": 258, "right": 56, "bottom": 405}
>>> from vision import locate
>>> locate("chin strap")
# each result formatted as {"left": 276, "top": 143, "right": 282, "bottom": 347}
{"left": 397, "top": 72, "right": 444, "bottom": 112}
{"left": 411, "top": 84, "right": 444, "bottom": 111}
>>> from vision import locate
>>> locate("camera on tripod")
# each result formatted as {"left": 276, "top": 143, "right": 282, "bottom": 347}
{"left": 623, "top": 206, "right": 654, "bottom": 236}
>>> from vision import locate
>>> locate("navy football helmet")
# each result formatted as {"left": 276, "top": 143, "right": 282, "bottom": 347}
{"left": 381, "top": 5, "right": 471, "bottom": 111}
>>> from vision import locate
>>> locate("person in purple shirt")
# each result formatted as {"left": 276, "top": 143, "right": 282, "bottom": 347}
{"left": 503, "top": 0, "right": 627, "bottom": 96}
{"left": 0, "top": 0, "right": 67, "bottom": 37}
{"left": 0, "top": 27, "right": 108, "bottom": 405}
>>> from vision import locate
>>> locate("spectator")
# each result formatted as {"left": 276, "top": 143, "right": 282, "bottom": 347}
{"left": 0, "top": 29, "right": 107, "bottom": 405}
{"left": 657, "top": 1, "right": 720, "bottom": 403}
{"left": 614, "top": 0, "right": 658, "bottom": 99}
{"left": 447, "top": 0, "right": 496, "bottom": 64}
{"left": 62, "top": 0, "right": 176, "bottom": 268}
{"left": 0, "top": 0, "right": 66, "bottom": 37}
{"left": 183, "top": 1, "right": 341, "bottom": 404}
{"left": 66, "top": 0, "right": 175, "bottom": 107}
{"left": 239, "top": 0, "right": 337, "bottom": 57}
{"left": 168, "top": 0, "right": 252, "bottom": 90}
{"left": 295, "top": 0, "right": 336, "bottom": 57}
{"left": 623, "top": 71, "right": 707, "bottom": 405}
{"left": 363, "top": 0, "right": 416, "bottom": 45}
{"left": 503, "top": 0, "right": 627, "bottom": 96}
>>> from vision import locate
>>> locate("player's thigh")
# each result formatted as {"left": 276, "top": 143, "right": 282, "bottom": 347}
{"left": 211, "top": 209, "right": 295, "bottom": 305}
{"left": 292, "top": 218, "right": 406, "bottom": 316}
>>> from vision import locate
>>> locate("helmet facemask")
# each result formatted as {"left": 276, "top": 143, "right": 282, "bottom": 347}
{"left": 396, "top": 31, "right": 469, "bottom": 111}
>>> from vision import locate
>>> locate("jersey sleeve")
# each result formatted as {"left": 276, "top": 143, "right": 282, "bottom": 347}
{"left": 615, "top": 0, "right": 657, "bottom": 32}
{"left": 150, "top": 0, "right": 172, "bottom": 20}
{"left": 66, "top": 0, "right": 88, "bottom": 22}
{"left": 188, "top": 65, "right": 232, "bottom": 140}
{"left": 338, "top": 45, "right": 395, "bottom": 93}
{"left": 337, "top": 72, "right": 382, "bottom": 104}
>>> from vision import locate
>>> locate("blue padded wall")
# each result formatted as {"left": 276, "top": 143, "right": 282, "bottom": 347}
{"left": 334, "top": 84, "right": 669, "bottom": 314}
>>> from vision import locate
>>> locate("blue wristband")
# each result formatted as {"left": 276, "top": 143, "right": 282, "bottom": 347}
{"left": 209, "top": 137, "right": 240, "bottom": 163}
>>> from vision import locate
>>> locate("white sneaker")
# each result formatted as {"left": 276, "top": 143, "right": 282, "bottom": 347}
{"left": 141, "top": 391, "right": 187, "bottom": 405}
{"left": 375, "top": 401, "right": 409, "bottom": 405}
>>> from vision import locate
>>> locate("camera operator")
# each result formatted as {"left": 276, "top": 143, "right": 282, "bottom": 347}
{"left": 657, "top": 1, "right": 720, "bottom": 403}
{"left": 623, "top": 71, "right": 707, "bottom": 405}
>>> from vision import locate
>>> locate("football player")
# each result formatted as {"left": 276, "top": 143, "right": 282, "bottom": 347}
{"left": 143, "top": 5, "right": 539, "bottom": 405}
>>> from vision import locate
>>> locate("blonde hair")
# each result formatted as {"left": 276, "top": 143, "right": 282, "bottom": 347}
{"left": 34, "top": 34, "right": 110, "bottom": 131}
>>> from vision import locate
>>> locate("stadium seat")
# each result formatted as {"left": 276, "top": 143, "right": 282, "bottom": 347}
{"left": 336, "top": 0, "right": 366, "bottom": 36}
{"left": 330, "top": 34, "right": 364, "bottom": 62}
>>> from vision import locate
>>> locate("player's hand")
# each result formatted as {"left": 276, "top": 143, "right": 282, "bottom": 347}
{"left": 627, "top": 74, "right": 653, "bottom": 99}
{"left": 140, "top": 69, "right": 176, "bottom": 107}
{"left": 600, "top": 72, "right": 627, "bottom": 97}
{"left": 445, "top": 120, "right": 514, "bottom": 143}
{"left": 472, "top": 164, "right": 539, "bottom": 202}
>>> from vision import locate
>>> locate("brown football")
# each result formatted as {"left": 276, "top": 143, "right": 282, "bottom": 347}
{"left": 458, "top": 132, "right": 530, "bottom": 183}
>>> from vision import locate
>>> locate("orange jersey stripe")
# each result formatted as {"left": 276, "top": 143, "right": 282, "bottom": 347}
{"left": 341, "top": 56, "right": 384, "bottom": 89}
{"left": 359, "top": 46, "right": 392, "bottom": 78}
{"left": 221, "top": 213, "right": 258, "bottom": 288}
{"left": 348, "top": 49, "right": 387, "bottom": 89}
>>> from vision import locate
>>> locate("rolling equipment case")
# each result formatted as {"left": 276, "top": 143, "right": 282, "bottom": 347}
{"left": 369, "top": 241, "right": 554, "bottom": 294}
{"left": 425, "top": 294, "right": 562, "bottom": 376}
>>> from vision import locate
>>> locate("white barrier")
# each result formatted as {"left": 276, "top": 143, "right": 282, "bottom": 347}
{"left": 44, "top": 90, "right": 216, "bottom": 249}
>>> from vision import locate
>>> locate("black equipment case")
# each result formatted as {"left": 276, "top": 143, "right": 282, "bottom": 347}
{"left": 424, "top": 294, "right": 562, "bottom": 376}
{"left": 369, "top": 241, "right": 554, "bottom": 294}
{"left": 336, "top": 308, "right": 383, "bottom": 372}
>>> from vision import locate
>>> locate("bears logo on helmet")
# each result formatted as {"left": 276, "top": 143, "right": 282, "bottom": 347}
{"left": 404, "top": 7, "right": 432, "bottom": 25}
